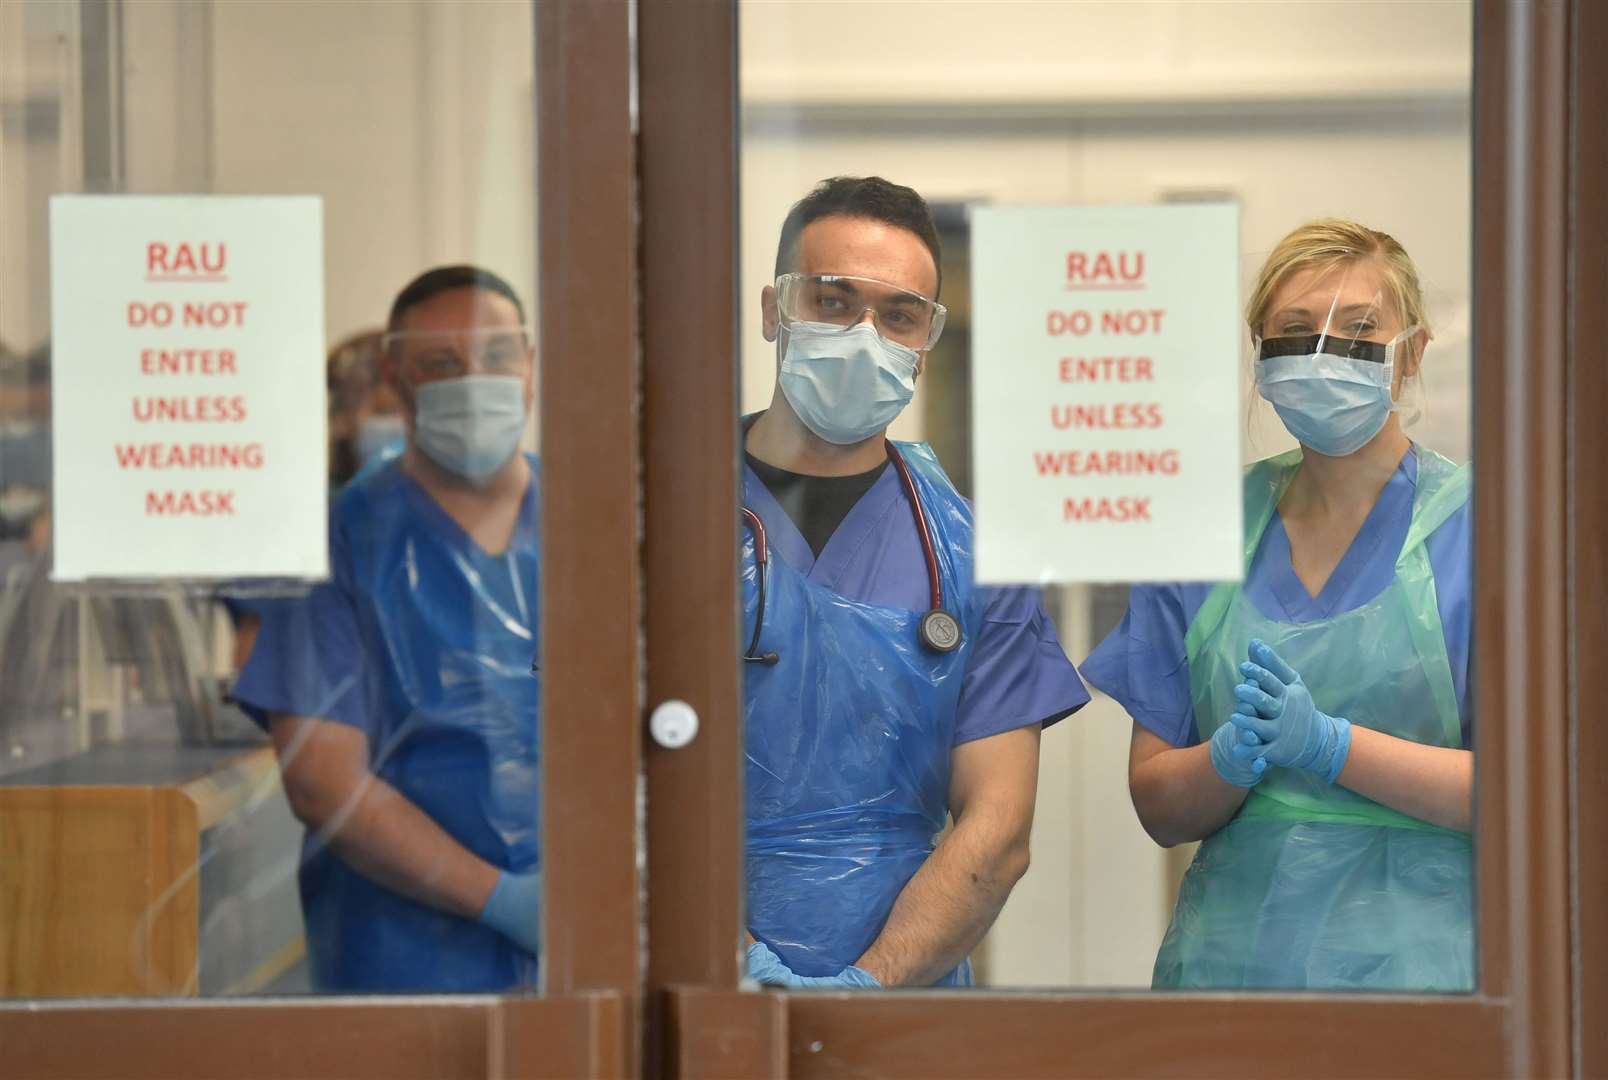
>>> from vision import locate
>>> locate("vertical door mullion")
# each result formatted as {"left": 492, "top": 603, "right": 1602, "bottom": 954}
{"left": 535, "top": 0, "right": 644, "bottom": 1064}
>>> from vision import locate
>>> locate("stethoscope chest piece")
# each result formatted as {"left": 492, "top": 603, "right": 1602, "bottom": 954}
{"left": 918, "top": 609, "right": 963, "bottom": 654}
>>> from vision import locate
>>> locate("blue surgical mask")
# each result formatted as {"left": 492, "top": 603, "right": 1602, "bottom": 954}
{"left": 355, "top": 414, "right": 406, "bottom": 467}
{"left": 778, "top": 321, "right": 919, "bottom": 445}
{"left": 1255, "top": 327, "right": 1418, "bottom": 458}
{"left": 413, "top": 375, "right": 527, "bottom": 481}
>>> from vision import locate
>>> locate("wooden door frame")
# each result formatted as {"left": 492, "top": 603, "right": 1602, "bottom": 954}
{"left": 645, "top": 0, "right": 1588, "bottom": 1076}
{"left": 1567, "top": 0, "right": 1607, "bottom": 1074}
{"left": 3, "top": 3, "right": 645, "bottom": 1076}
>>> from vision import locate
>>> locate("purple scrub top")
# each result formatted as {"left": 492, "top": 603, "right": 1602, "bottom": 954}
{"left": 742, "top": 461, "right": 1089, "bottom": 745}
{"left": 1080, "top": 448, "right": 1472, "bottom": 749}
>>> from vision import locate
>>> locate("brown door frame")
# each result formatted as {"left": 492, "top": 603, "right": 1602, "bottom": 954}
{"left": 645, "top": 1, "right": 1588, "bottom": 1076}
{"left": 637, "top": 0, "right": 753, "bottom": 1074}
{"left": 3, "top": 3, "right": 645, "bottom": 1077}
{"left": 1568, "top": 0, "right": 1607, "bottom": 1073}
{"left": 640, "top": 0, "right": 743, "bottom": 998}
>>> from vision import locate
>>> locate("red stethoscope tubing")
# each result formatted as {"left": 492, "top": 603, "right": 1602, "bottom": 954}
{"left": 884, "top": 442, "right": 945, "bottom": 612}
{"left": 741, "top": 442, "right": 946, "bottom": 664}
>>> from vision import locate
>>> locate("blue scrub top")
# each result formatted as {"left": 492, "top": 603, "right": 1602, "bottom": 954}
{"left": 743, "top": 460, "right": 1090, "bottom": 742}
{"left": 1080, "top": 448, "right": 1472, "bottom": 749}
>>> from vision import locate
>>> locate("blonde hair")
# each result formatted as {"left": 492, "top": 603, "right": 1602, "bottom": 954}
{"left": 1246, "top": 218, "right": 1429, "bottom": 341}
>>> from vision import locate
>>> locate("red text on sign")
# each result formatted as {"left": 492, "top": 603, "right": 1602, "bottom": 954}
{"left": 140, "top": 348, "right": 237, "bottom": 375}
{"left": 115, "top": 443, "right": 265, "bottom": 469}
{"left": 1046, "top": 309, "right": 1166, "bottom": 336}
{"left": 146, "top": 490, "right": 236, "bottom": 517}
{"left": 126, "top": 301, "right": 247, "bottom": 328}
{"left": 1066, "top": 251, "right": 1144, "bottom": 286}
{"left": 1047, "top": 310, "right": 1092, "bottom": 336}
{"left": 1102, "top": 309, "right": 1165, "bottom": 334}
{"left": 1058, "top": 356, "right": 1153, "bottom": 382}
{"left": 133, "top": 396, "right": 248, "bottom": 423}
{"left": 147, "top": 243, "right": 226, "bottom": 276}
{"left": 1064, "top": 496, "right": 1152, "bottom": 523}
{"left": 1034, "top": 449, "right": 1180, "bottom": 476}
{"left": 1050, "top": 403, "right": 1164, "bottom": 430}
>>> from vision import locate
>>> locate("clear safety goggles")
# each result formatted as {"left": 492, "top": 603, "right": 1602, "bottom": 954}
{"left": 775, "top": 273, "right": 947, "bottom": 351}
{"left": 380, "top": 326, "right": 534, "bottom": 378}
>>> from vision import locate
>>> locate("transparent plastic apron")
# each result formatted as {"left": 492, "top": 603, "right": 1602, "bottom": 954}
{"left": 298, "top": 462, "right": 541, "bottom": 992}
{"left": 743, "top": 441, "right": 981, "bottom": 986}
{"left": 1154, "top": 445, "right": 1473, "bottom": 990}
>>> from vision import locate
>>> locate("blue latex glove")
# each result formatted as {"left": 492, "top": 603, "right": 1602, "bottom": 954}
{"left": 745, "top": 939, "right": 881, "bottom": 990}
{"left": 1231, "top": 639, "right": 1353, "bottom": 783}
{"left": 1209, "top": 710, "right": 1268, "bottom": 787}
{"left": 478, "top": 869, "right": 541, "bottom": 955}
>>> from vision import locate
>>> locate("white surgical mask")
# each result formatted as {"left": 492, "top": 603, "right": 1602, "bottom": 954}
{"left": 778, "top": 321, "right": 919, "bottom": 445}
{"left": 413, "top": 375, "right": 527, "bottom": 481}
{"left": 1255, "top": 326, "right": 1419, "bottom": 458}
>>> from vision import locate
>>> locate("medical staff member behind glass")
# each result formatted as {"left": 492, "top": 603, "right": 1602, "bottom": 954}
{"left": 742, "top": 177, "right": 1090, "bottom": 990}
{"left": 1082, "top": 220, "right": 1473, "bottom": 990}
{"left": 234, "top": 266, "right": 541, "bottom": 992}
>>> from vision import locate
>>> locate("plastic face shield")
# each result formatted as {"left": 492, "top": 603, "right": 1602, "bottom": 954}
{"left": 775, "top": 273, "right": 947, "bottom": 351}
{"left": 381, "top": 326, "right": 534, "bottom": 381}
{"left": 1252, "top": 277, "right": 1420, "bottom": 393}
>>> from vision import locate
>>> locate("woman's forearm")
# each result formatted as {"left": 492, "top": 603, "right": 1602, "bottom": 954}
{"left": 1336, "top": 726, "right": 1473, "bottom": 832}
{"left": 1128, "top": 725, "right": 1252, "bottom": 847}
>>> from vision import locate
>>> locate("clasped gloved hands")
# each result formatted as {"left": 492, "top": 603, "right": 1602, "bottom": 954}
{"left": 1209, "top": 708, "right": 1269, "bottom": 787}
{"left": 1227, "top": 638, "right": 1353, "bottom": 784}
{"left": 745, "top": 938, "right": 881, "bottom": 990}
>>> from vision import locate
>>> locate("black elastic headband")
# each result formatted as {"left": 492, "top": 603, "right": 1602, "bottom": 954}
{"left": 1258, "top": 334, "right": 1389, "bottom": 364}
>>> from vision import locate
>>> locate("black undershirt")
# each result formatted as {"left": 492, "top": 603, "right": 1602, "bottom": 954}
{"left": 745, "top": 453, "right": 890, "bottom": 558}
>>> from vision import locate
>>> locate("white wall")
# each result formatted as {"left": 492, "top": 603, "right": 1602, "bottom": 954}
{"left": 0, "top": 1, "right": 85, "bottom": 353}
{"left": 742, "top": 1, "right": 1471, "bottom": 112}
{"left": 739, "top": 0, "right": 1474, "bottom": 987}
{"left": 196, "top": 0, "right": 536, "bottom": 346}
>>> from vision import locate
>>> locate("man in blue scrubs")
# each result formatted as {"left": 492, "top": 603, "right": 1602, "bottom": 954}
{"left": 235, "top": 266, "right": 541, "bottom": 992}
{"left": 742, "top": 177, "right": 1090, "bottom": 989}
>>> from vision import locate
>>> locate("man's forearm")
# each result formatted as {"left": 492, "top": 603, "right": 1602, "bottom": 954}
{"left": 303, "top": 771, "right": 501, "bottom": 920}
{"left": 272, "top": 715, "right": 503, "bottom": 921}
{"left": 852, "top": 812, "right": 1029, "bottom": 987}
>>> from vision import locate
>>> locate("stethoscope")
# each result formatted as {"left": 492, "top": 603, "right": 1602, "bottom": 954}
{"left": 741, "top": 439, "right": 964, "bottom": 666}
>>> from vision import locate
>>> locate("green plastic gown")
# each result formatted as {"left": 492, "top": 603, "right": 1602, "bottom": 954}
{"left": 1152, "top": 445, "right": 1474, "bottom": 991}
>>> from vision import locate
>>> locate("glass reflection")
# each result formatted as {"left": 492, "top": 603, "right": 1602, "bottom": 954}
{"left": 1, "top": 0, "right": 538, "bottom": 999}
{"left": 739, "top": 0, "right": 1473, "bottom": 991}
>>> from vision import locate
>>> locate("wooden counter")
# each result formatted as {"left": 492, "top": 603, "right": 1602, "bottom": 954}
{"left": 0, "top": 743, "right": 305, "bottom": 997}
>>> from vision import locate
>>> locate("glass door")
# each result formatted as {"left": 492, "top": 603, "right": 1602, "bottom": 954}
{"left": 645, "top": 0, "right": 1585, "bottom": 1075}
{"left": 3, "top": 1, "right": 644, "bottom": 1074}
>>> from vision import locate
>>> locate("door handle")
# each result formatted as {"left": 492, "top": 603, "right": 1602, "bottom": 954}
{"left": 649, "top": 699, "right": 699, "bottom": 749}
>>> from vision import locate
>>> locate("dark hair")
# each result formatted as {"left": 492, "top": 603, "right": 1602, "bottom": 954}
{"left": 773, "top": 176, "right": 943, "bottom": 295}
{"left": 387, "top": 265, "right": 526, "bottom": 333}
